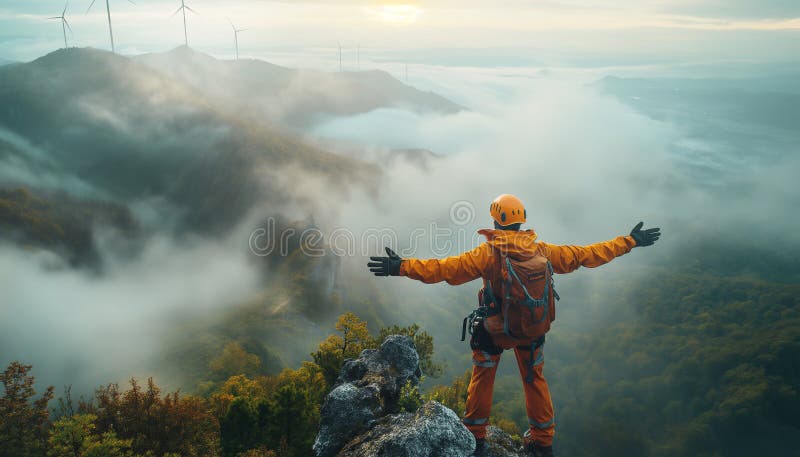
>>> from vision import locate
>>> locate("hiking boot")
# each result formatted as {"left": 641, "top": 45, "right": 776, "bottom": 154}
{"left": 524, "top": 442, "right": 554, "bottom": 457}
{"left": 473, "top": 438, "right": 491, "bottom": 456}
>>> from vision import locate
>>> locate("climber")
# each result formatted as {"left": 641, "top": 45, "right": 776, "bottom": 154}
{"left": 367, "top": 194, "right": 660, "bottom": 457}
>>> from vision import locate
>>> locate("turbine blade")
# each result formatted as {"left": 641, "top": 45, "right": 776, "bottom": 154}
{"left": 170, "top": 5, "right": 182, "bottom": 17}
{"left": 85, "top": 0, "right": 96, "bottom": 14}
{"left": 185, "top": 5, "right": 197, "bottom": 14}
{"left": 64, "top": 17, "right": 73, "bottom": 33}
{"left": 49, "top": 16, "right": 61, "bottom": 19}
{"left": 63, "top": 2, "right": 68, "bottom": 15}
{"left": 127, "top": 0, "right": 136, "bottom": 4}
{"left": 238, "top": 28, "right": 247, "bottom": 32}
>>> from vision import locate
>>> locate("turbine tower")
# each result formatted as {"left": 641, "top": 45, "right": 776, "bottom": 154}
{"left": 337, "top": 41, "right": 342, "bottom": 72}
{"left": 229, "top": 19, "right": 246, "bottom": 60}
{"left": 50, "top": 2, "right": 72, "bottom": 49}
{"left": 172, "top": 0, "right": 197, "bottom": 47}
{"left": 86, "top": 0, "right": 133, "bottom": 53}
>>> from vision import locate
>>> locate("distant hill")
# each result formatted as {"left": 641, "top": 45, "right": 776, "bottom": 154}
{"left": 0, "top": 57, "right": 14, "bottom": 66}
{"left": 0, "top": 187, "right": 136, "bottom": 267}
{"left": 0, "top": 47, "right": 376, "bottom": 236}
{"left": 136, "top": 46, "right": 464, "bottom": 129}
{"left": 0, "top": 46, "right": 459, "bottom": 244}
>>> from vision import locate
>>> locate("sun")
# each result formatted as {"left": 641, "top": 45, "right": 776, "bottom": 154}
{"left": 379, "top": 4, "right": 423, "bottom": 25}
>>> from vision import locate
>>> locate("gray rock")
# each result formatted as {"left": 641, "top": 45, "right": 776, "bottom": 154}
{"left": 337, "top": 335, "right": 422, "bottom": 413}
{"left": 377, "top": 335, "right": 421, "bottom": 379}
{"left": 337, "top": 401, "right": 476, "bottom": 457}
{"left": 313, "top": 383, "right": 383, "bottom": 457}
{"left": 484, "top": 426, "right": 525, "bottom": 457}
{"left": 314, "top": 335, "right": 422, "bottom": 457}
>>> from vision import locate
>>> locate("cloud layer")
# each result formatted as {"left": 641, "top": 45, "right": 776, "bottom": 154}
{"left": 1, "top": 49, "right": 797, "bottom": 393}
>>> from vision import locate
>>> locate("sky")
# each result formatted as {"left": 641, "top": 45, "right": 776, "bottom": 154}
{"left": 1, "top": 0, "right": 799, "bottom": 66}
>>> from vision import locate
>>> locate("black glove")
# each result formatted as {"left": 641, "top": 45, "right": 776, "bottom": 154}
{"left": 368, "top": 247, "right": 402, "bottom": 276}
{"left": 630, "top": 221, "right": 661, "bottom": 247}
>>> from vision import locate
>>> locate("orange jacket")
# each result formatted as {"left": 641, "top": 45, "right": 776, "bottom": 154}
{"left": 399, "top": 229, "right": 636, "bottom": 285}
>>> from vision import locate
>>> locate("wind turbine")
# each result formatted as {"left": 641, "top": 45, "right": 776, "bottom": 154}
{"left": 50, "top": 2, "right": 72, "bottom": 49}
{"left": 86, "top": 0, "right": 134, "bottom": 53}
{"left": 228, "top": 19, "right": 246, "bottom": 60}
{"left": 172, "top": 0, "right": 197, "bottom": 47}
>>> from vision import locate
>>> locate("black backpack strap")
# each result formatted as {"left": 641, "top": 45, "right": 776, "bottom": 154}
{"left": 461, "top": 309, "right": 478, "bottom": 341}
{"left": 517, "top": 335, "right": 546, "bottom": 383}
{"left": 500, "top": 253, "right": 512, "bottom": 303}
{"left": 548, "top": 261, "right": 560, "bottom": 301}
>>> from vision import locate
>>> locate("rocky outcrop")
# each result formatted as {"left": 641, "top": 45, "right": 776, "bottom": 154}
{"left": 313, "top": 335, "right": 422, "bottom": 457}
{"left": 337, "top": 401, "right": 474, "bottom": 457}
{"left": 313, "top": 334, "right": 527, "bottom": 457}
{"left": 336, "top": 335, "right": 422, "bottom": 414}
{"left": 313, "top": 383, "right": 384, "bottom": 457}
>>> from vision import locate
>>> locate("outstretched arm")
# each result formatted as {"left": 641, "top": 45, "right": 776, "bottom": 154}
{"left": 368, "top": 244, "right": 492, "bottom": 285}
{"left": 541, "top": 222, "right": 660, "bottom": 274}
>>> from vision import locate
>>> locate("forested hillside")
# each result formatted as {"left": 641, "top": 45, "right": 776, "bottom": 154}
{"left": 0, "top": 314, "right": 444, "bottom": 457}
{"left": 0, "top": 187, "right": 136, "bottom": 267}
{"left": 545, "top": 267, "right": 800, "bottom": 456}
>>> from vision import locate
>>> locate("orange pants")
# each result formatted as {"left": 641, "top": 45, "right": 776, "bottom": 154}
{"left": 462, "top": 344, "right": 555, "bottom": 446}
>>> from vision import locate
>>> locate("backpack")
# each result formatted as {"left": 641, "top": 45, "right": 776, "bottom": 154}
{"left": 480, "top": 246, "right": 559, "bottom": 350}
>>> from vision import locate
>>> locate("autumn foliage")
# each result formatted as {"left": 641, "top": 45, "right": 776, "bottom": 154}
{"left": 80, "top": 378, "right": 218, "bottom": 457}
{"left": 0, "top": 313, "right": 442, "bottom": 457}
{"left": 0, "top": 362, "right": 54, "bottom": 457}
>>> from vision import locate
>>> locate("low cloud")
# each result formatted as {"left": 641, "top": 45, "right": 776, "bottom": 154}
{"left": 317, "top": 66, "right": 798, "bottom": 254}
{"left": 320, "top": 75, "right": 680, "bottom": 252}
{"left": 0, "top": 232, "right": 261, "bottom": 392}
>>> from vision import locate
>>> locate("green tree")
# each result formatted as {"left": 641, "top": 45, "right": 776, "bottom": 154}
{"left": 209, "top": 374, "right": 276, "bottom": 419}
{"left": 262, "top": 384, "right": 316, "bottom": 457}
{"left": 311, "top": 312, "right": 372, "bottom": 386}
{"left": 47, "top": 414, "right": 134, "bottom": 457}
{"left": 259, "top": 363, "right": 326, "bottom": 457}
{"left": 217, "top": 362, "right": 326, "bottom": 457}
{"left": 210, "top": 342, "right": 263, "bottom": 380}
{"left": 220, "top": 398, "right": 259, "bottom": 457}
{"left": 0, "top": 361, "right": 54, "bottom": 457}
{"left": 426, "top": 369, "right": 470, "bottom": 415}
{"left": 398, "top": 379, "right": 423, "bottom": 413}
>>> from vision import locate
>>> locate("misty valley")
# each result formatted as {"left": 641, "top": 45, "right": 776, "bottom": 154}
{"left": 1, "top": 38, "right": 799, "bottom": 457}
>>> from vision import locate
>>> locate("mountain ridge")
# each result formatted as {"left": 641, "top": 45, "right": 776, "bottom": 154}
{"left": 135, "top": 45, "right": 465, "bottom": 129}
{"left": 0, "top": 46, "right": 379, "bottom": 236}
